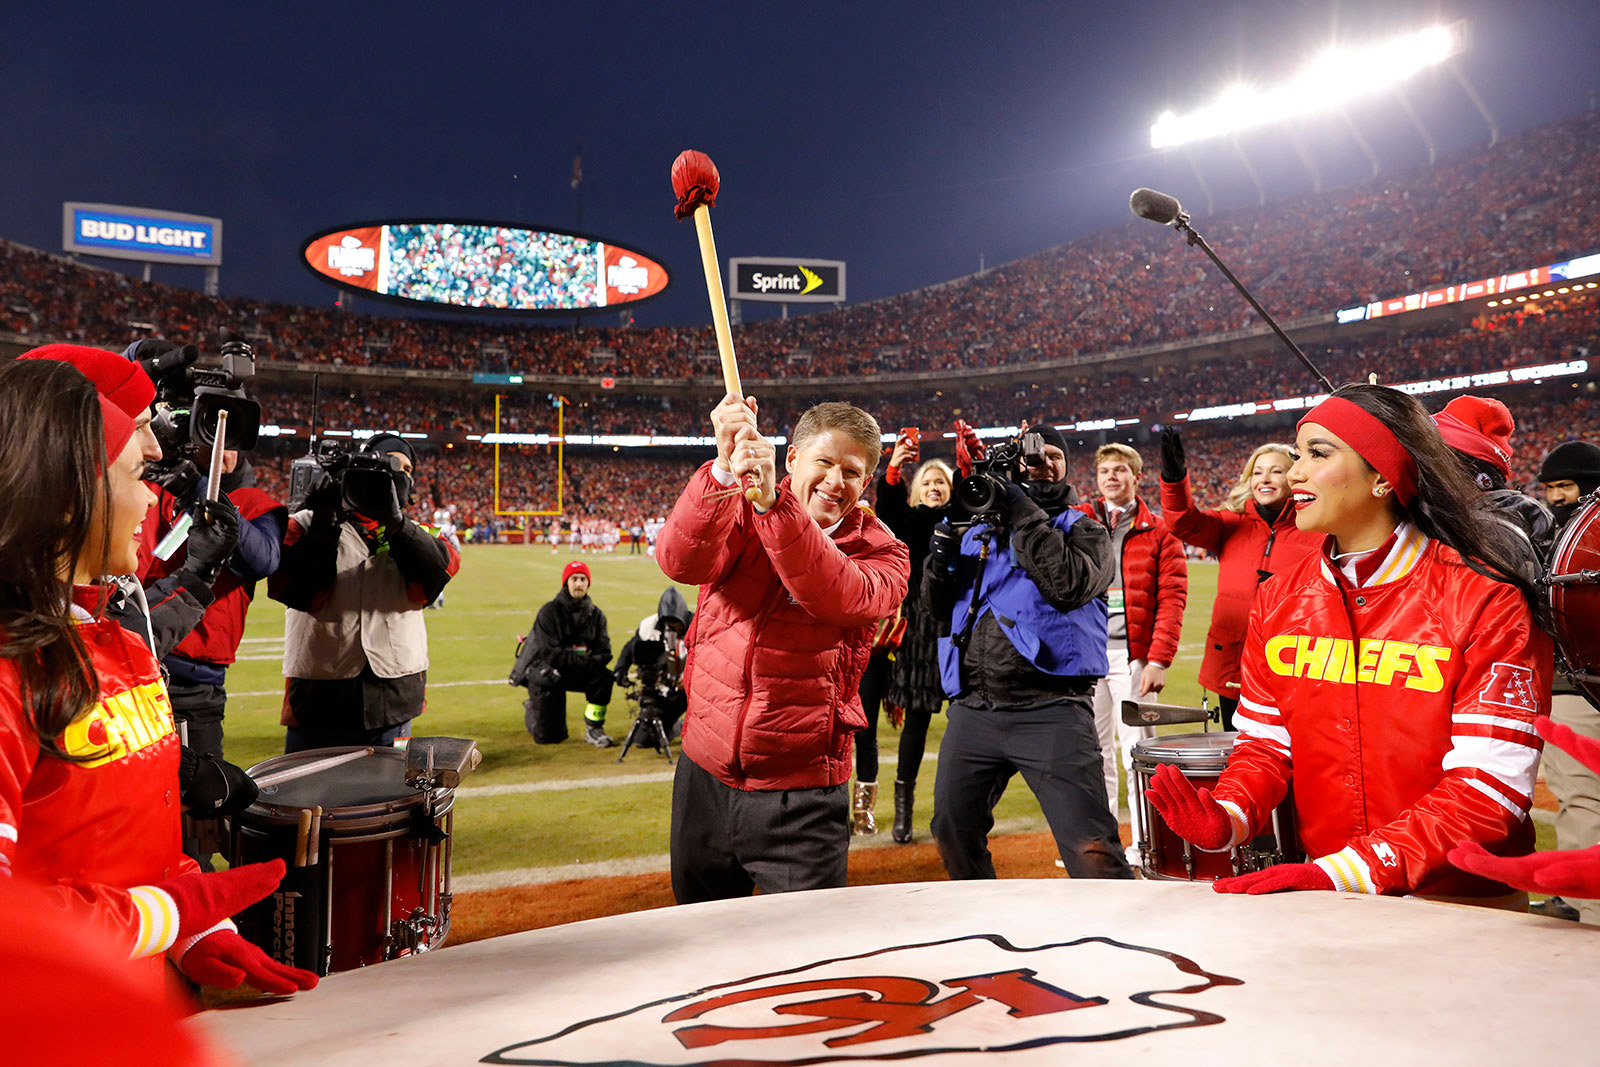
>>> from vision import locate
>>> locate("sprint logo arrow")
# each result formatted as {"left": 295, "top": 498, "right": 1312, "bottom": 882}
{"left": 798, "top": 263, "right": 824, "bottom": 295}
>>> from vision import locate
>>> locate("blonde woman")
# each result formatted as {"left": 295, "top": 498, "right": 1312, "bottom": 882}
{"left": 1156, "top": 429, "right": 1323, "bottom": 728}
{"left": 872, "top": 440, "right": 956, "bottom": 842}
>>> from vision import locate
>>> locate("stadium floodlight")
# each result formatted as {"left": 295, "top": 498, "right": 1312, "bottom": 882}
{"left": 1150, "top": 22, "right": 1466, "bottom": 150}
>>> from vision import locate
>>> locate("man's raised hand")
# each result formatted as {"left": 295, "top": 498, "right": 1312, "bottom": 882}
{"left": 711, "top": 393, "right": 759, "bottom": 474}
{"left": 731, "top": 424, "right": 777, "bottom": 510}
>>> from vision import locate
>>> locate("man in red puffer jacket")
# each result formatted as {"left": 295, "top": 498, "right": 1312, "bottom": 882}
{"left": 658, "top": 397, "right": 909, "bottom": 904}
{"left": 1078, "top": 444, "right": 1187, "bottom": 857}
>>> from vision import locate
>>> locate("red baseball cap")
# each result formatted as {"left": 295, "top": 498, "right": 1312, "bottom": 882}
{"left": 1433, "top": 395, "right": 1514, "bottom": 481}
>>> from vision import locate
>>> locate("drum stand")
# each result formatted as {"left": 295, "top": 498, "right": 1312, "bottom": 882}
{"left": 617, "top": 685, "right": 675, "bottom": 765}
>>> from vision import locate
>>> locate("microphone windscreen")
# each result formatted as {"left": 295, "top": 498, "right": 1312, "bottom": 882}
{"left": 1130, "top": 188, "right": 1183, "bottom": 224}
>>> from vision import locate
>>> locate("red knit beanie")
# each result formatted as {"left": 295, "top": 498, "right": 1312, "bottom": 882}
{"left": 562, "top": 560, "right": 592, "bottom": 585}
{"left": 1432, "top": 395, "right": 1514, "bottom": 481}
{"left": 99, "top": 395, "right": 136, "bottom": 466}
{"left": 19, "top": 344, "right": 155, "bottom": 418}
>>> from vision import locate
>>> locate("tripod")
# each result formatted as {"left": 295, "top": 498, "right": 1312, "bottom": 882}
{"left": 616, "top": 687, "right": 675, "bottom": 764}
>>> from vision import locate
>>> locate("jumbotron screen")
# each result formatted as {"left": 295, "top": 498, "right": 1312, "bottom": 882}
{"left": 301, "top": 220, "right": 670, "bottom": 314}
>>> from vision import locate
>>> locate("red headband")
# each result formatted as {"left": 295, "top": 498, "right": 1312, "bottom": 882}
{"left": 1298, "top": 396, "right": 1418, "bottom": 506}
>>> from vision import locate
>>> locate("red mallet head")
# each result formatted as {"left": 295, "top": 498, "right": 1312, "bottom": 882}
{"left": 672, "top": 150, "right": 720, "bottom": 220}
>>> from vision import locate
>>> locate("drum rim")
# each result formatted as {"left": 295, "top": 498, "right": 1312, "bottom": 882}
{"left": 1546, "top": 496, "right": 1600, "bottom": 691}
{"left": 243, "top": 746, "right": 442, "bottom": 824}
{"left": 1130, "top": 730, "right": 1237, "bottom": 766}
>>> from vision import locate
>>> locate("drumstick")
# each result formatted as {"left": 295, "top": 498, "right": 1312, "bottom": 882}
{"left": 255, "top": 747, "right": 374, "bottom": 790}
{"left": 672, "top": 149, "right": 761, "bottom": 504}
{"left": 308, "top": 805, "right": 323, "bottom": 867}
{"left": 294, "top": 808, "right": 312, "bottom": 867}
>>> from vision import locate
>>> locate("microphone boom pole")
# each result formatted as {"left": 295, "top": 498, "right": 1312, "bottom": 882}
{"left": 1130, "top": 188, "right": 1334, "bottom": 393}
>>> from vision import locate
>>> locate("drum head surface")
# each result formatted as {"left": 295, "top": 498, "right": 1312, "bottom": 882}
{"left": 248, "top": 747, "right": 414, "bottom": 810}
{"left": 1132, "top": 730, "right": 1236, "bottom": 766}
{"left": 194, "top": 880, "right": 1600, "bottom": 1066}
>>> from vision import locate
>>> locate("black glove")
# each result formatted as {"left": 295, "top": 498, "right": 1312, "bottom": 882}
{"left": 929, "top": 521, "right": 961, "bottom": 575}
{"left": 1160, "top": 427, "right": 1186, "bottom": 483}
{"left": 123, "top": 339, "right": 199, "bottom": 387}
{"left": 613, "top": 668, "right": 630, "bottom": 687}
{"left": 537, "top": 665, "right": 563, "bottom": 687}
{"left": 354, "top": 479, "right": 406, "bottom": 529}
{"left": 183, "top": 497, "right": 240, "bottom": 584}
{"left": 179, "top": 748, "right": 260, "bottom": 816}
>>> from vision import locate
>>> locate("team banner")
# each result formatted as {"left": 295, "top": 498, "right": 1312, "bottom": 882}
{"left": 62, "top": 202, "right": 222, "bottom": 265}
{"left": 728, "top": 257, "right": 846, "bottom": 303}
{"left": 301, "top": 220, "right": 670, "bottom": 314}
{"left": 1335, "top": 252, "right": 1600, "bottom": 324}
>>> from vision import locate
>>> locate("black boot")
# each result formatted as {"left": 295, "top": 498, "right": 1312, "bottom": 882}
{"left": 892, "top": 780, "right": 914, "bottom": 844}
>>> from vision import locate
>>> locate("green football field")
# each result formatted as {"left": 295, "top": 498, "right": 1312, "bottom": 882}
{"left": 218, "top": 545, "right": 1555, "bottom": 884}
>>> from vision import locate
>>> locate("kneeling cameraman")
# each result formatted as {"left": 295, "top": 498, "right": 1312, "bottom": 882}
{"left": 510, "top": 561, "right": 616, "bottom": 746}
{"left": 925, "top": 424, "right": 1132, "bottom": 881}
{"left": 613, "top": 587, "right": 694, "bottom": 741}
{"left": 271, "top": 433, "right": 459, "bottom": 753}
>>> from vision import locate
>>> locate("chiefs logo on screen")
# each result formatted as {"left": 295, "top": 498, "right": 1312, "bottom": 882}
{"left": 304, "top": 226, "right": 383, "bottom": 291}
{"left": 604, "top": 245, "right": 667, "bottom": 304}
{"left": 483, "top": 934, "right": 1240, "bottom": 1064}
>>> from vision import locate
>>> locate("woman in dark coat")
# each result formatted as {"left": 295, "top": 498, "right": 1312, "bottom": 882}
{"left": 870, "top": 444, "right": 955, "bottom": 842}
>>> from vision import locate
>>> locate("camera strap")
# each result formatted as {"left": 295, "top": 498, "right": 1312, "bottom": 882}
{"left": 951, "top": 531, "right": 993, "bottom": 653}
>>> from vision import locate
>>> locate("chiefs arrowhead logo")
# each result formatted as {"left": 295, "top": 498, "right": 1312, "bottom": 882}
{"left": 484, "top": 933, "right": 1241, "bottom": 1064}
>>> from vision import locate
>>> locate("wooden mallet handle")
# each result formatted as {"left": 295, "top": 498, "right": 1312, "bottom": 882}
{"left": 673, "top": 149, "right": 759, "bottom": 502}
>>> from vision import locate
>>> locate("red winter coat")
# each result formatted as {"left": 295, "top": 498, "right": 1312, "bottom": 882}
{"left": 1076, "top": 496, "right": 1188, "bottom": 665}
{"left": 1159, "top": 474, "right": 1323, "bottom": 696}
{"left": 657, "top": 462, "right": 910, "bottom": 790}
{"left": 0, "top": 586, "right": 198, "bottom": 992}
{"left": 1216, "top": 528, "right": 1551, "bottom": 899}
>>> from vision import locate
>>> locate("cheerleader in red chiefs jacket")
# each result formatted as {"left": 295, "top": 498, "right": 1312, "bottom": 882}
{"left": 1146, "top": 384, "right": 1551, "bottom": 902}
{"left": 0, "top": 360, "right": 316, "bottom": 997}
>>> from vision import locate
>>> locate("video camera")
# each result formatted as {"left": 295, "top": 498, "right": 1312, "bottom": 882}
{"left": 132, "top": 334, "right": 262, "bottom": 486}
{"left": 954, "top": 429, "right": 1047, "bottom": 524}
{"left": 287, "top": 438, "right": 411, "bottom": 518}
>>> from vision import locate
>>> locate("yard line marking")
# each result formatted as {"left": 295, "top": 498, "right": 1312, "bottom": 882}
{"left": 229, "top": 677, "right": 507, "bottom": 698}
{"left": 457, "top": 772, "right": 674, "bottom": 797}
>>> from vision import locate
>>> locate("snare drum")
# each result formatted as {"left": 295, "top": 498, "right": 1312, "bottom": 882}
{"left": 1546, "top": 494, "right": 1600, "bottom": 709}
{"left": 1131, "top": 732, "right": 1301, "bottom": 881}
{"left": 232, "top": 746, "right": 454, "bottom": 975}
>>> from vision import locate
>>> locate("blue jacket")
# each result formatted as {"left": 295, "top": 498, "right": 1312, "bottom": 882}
{"left": 938, "top": 508, "right": 1109, "bottom": 697}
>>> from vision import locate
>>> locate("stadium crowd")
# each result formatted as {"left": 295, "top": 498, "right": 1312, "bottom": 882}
{"left": 3, "top": 112, "right": 1595, "bottom": 381}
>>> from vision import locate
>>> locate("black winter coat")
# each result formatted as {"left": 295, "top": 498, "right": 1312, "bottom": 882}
{"left": 510, "top": 588, "right": 611, "bottom": 686}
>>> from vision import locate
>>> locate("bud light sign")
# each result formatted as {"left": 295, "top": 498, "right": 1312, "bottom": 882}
{"left": 63, "top": 202, "right": 222, "bottom": 265}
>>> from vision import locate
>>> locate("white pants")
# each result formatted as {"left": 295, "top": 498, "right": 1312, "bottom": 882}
{"left": 1091, "top": 646, "right": 1152, "bottom": 843}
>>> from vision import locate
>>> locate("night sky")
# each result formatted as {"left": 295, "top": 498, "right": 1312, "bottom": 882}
{"left": 4, "top": 1, "right": 1597, "bottom": 328}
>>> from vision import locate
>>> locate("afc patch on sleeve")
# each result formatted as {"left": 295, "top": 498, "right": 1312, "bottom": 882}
{"left": 1479, "top": 662, "right": 1539, "bottom": 713}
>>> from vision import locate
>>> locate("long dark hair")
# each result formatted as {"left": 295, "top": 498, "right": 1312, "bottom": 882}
{"left": 1329, "top": 384, "right": 1544, "bottom": 617}
{"left": 0, "top": 361, "right": 113, "bottom": 758}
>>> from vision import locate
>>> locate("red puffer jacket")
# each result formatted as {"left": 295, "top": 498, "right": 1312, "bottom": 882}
{"left": 1076, "top": 496, "right": 1188, "bottom": 666}
{"left": 1159, "top": 473, "right": 1323, "bottom": 696}
{"left": 657, "top": 462, "right": 910, "bottom": 790}
{"left": 1215, "top": 529, "right": 1551, "bottom": 898}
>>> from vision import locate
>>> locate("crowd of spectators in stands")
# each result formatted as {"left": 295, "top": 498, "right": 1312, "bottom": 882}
{"left": 4, "top": 112, "right": 1596, "bottom": 382}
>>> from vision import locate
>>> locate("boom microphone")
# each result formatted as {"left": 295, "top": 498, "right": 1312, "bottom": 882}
{"left": 1129, "top": 188, "right": 1183, "bottom": 225}
{"left": 1127, "top": 186, "right": 1334, "bottom": 392}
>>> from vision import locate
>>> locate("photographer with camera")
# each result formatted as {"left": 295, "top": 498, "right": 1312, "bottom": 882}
{"left": 270, "top": 433, "right": 460, "bottom": 753}
{"left": 612, "top": 587, "right": 694, "bottom": 743}
{"left": 925, "top": 423, "right": 1133, "bottom": 881}
{"left": 509, "top": 561, "right": 617, "bottom": 746}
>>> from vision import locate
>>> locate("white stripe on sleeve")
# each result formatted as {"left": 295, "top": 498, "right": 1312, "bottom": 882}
{"left": 1440, "top": 737, "right": 1539, "bottom": 802}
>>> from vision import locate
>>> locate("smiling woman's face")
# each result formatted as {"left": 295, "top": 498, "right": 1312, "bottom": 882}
{"left": 79, "top": 435, "right": 157, "bottom": 581}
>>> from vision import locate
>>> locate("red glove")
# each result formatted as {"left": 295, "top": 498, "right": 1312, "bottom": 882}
{"left": 953, "top": 420, "right": 986, "bottom": 479}
{"left": 1213, "top": 863, "right": 1336, "bottom": 894}
{"left": 886, "top": 704, "right": 906, "bottom": 730}
{"left": 1539, "top": 716, "right": 1600, "bottom": 775}
{"left": 1143, "top": 763, "right": 1233, "bottom": 850}
{"left": 156, "top": 860, "right": 287, "bottom": 940}
{"left": 177, "top": 930, "right": 319, "bottom": 995}
{"left": 1446, "top": 718, "right": 1600, "bottom": 900}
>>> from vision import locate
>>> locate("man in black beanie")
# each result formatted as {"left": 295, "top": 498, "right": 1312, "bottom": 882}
{"left": 1537, "top": 441, "right": 1600, "bottom": 532}
{"left": 1535, "top": 438, "right": 1600, "bottom": 924}
{"left": 924, "top": 421, "right": 1131, "bottom": 881}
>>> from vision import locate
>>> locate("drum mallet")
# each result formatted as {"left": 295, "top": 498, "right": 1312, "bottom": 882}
{"left": 307, "top": 805, "right": 323, "bottom": 867}
{"left": 294, "top": 808, "right": 312, "bottom": 868}
{"left": 255, "top": 747, "right": 375, "bottom": 790}
{"left": 672, "top": 149, "right": 760, "bottom": 503}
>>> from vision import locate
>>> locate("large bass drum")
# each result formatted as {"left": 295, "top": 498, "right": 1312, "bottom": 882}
{"left": 1545, "top": 494, "right": 1600, "bottom": 710}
